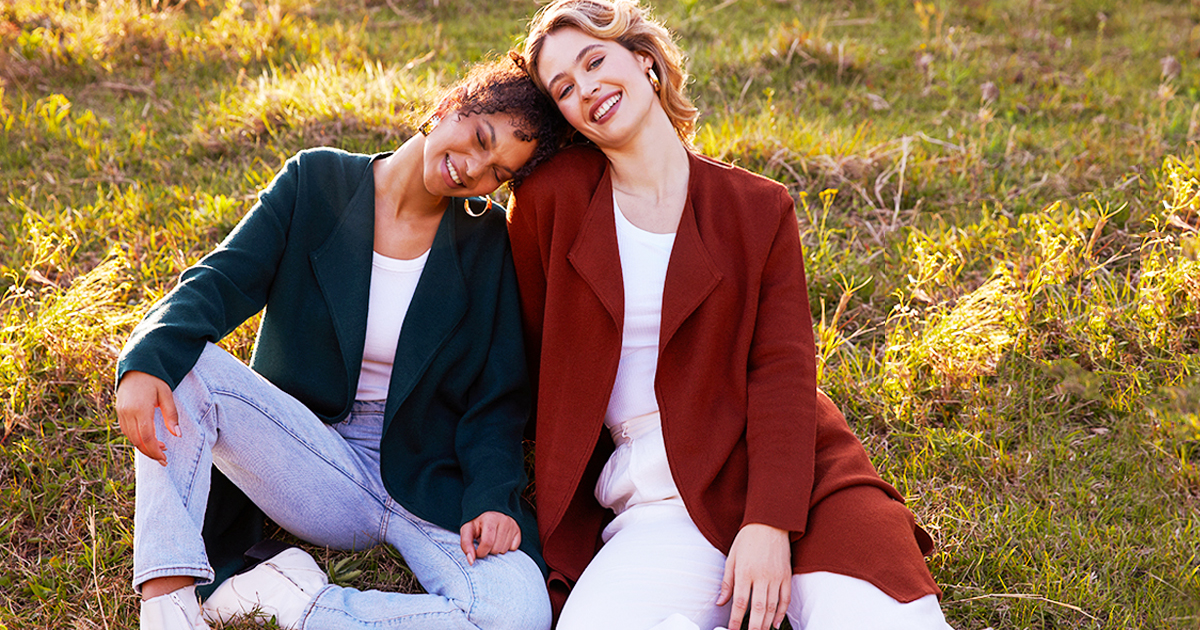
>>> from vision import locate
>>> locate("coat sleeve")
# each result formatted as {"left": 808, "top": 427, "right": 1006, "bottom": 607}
{"left": 741, "top": 188, "right": 818, "bottom": 534}
{"left": 116, "top": 155, "right": 301, "bottom": 389}
{"left": 455, "top": 244, "right": 534, "bottom": 526}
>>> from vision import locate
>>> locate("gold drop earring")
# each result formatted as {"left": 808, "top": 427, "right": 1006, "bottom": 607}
{"left": 418, "top": 114, "right": 441, "bottom": 136}
{"left": 462, "top": 197, "right": 493, "bottom": 218}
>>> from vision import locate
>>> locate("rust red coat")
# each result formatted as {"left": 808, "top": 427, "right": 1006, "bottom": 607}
{"left": 508, "top": 146, "right": 940, "bottom": 612}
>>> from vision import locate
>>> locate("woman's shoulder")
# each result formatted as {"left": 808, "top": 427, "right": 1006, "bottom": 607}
{"left": 260, "top": 148, "right": 378, "bottom": 216}
{"left": 514, "top": 144, "right": 608, "bottom": 198}
{"left": 689, "top": 152, "right": 791, "bottom": 208}
{"left": 287, "top": 147, "right": 376, "bottom": 177}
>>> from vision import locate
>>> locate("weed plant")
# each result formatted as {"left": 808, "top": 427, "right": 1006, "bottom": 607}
{"left": 2, "top": 0, "right": 1199, "bottom": 628}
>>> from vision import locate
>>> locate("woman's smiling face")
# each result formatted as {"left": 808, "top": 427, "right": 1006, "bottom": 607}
{"left": 535, "top": 27, "right": 657, "bottom": 150}
{"left": 421, "top": 110, "right": 537, "bottom": 198}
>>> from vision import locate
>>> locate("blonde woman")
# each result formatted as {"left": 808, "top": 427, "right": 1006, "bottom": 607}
{"left": 507, "top": 2, "right": 953, "bottom": 629}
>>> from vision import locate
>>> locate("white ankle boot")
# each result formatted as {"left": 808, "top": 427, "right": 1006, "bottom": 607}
{"left": 201, "top": 547, "right": 328, "bottom": 629}
{"left": 141, "top": 585, "right": 210, "bottom": 630}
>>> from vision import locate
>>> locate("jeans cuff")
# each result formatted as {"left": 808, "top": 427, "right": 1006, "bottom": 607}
{"left": 132, "top": 565, "right": 215, "bottom": 594}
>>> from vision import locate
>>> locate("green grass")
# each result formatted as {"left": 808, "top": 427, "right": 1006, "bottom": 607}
{"left": 2, "top": 0, "right": 1199, "bottom": 628}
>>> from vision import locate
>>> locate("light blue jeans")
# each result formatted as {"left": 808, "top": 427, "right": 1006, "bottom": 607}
{"left": 132, "top": 343, "right": 551, "bottom": 630}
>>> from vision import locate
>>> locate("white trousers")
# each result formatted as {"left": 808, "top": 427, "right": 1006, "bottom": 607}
{"left": 556, "top": 413, "right": 953, "bottom": 630}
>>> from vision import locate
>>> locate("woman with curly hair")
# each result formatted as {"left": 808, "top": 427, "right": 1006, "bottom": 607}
{"left": 508, "top": 2, "right": 954, "bottom": 629}
{"left": 117, "top": 58, "right": 567, "bottom": 630}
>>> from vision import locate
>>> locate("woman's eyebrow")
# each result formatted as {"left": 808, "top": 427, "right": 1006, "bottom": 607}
{"left": 546, "top": 43, "right": 604, "bottom": 92}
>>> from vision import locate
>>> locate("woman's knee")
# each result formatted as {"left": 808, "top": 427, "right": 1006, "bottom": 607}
{"left": 480, "top": 593, "right": 551, "bottom": 630}
{"left": 184, "top": 342, "right": 254, "bottom": 391}
{"left": 170, "top": 343, "right": 238, "bottom": 409}
{"left": 468, "top": 553, "right": 551, "bottom": 630}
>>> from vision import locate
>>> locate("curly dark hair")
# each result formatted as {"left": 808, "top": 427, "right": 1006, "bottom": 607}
{"left": 432, "top": 57, "right": 570, "bottom": 189}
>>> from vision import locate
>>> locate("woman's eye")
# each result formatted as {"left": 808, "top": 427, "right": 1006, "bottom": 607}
{"left": 476, "top": 131, "right": 485, "bottom": 148}
{"left": 588, "top": 56, "right": 603, "bottom": 70}
{"left": 557, "top": 85, "right": 573, "bottom": 100}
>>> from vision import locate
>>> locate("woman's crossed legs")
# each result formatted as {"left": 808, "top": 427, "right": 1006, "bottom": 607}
{"left": 133, "top": 343, "right": 549, "bottom": 630}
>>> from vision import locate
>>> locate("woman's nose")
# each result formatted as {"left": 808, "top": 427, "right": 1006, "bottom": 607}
{"left": 579, "top": 79, "right": 600, "bottom": 100}
{"left": 465, "top": 153, "right": 486, "bottom": 180}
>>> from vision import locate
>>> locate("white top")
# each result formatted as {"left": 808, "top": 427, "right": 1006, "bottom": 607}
{"left": 604, "top": 197, "right": 676, "bottom": 428}
{"left": 356, "top": 249, "right": 430, "bottom": 401}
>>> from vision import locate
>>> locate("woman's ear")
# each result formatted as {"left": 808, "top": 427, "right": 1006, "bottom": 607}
{"left": 433, "top": 97, "right": 454, "bottom": 120}
{"left": 637, "top": 52, "right": 654, "bottom": 72}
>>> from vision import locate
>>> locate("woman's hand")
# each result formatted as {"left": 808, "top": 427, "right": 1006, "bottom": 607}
{"left": 115, "top": 371, "right": 179, "bottom": 466}
{"left": 459, "top": 511, "right": 522, "bottom": 565}
{"left": 716, "top": 523, "right": 791, "bottom": 630}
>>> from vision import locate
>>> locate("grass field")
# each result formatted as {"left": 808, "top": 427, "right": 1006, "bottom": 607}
{"left": 1, "top": 0, "right": 1199, "bottom": 628}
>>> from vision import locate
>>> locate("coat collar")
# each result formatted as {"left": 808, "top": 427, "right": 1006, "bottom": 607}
{"left": 566, "top": 152, "right": 722, "bottom": 347}
{"left": 309, "top": 157, "right": 468, "bottom": 424}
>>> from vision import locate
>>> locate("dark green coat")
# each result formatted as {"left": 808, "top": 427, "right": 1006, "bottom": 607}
{"left": 118, "top": 148, "right": 541, "bottom": 590}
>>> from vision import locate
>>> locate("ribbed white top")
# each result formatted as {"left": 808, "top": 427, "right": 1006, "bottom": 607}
{"left": 604, "top": 197, "right": 676, "bottom": 429}
{"left": 356, "top": 249, "right": 429, "bottom": 401}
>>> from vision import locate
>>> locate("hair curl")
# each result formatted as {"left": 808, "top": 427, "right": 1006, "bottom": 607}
{"left": 518, "top": 0, "right": 698, "bottom": 143}
{"left": 430, "top": 58, "right": 571, "bottom": 189}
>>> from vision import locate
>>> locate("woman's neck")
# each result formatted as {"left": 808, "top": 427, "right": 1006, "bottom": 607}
{"left": 372, "top": 136, "right": 446, "bottom": 259}
{"left": 603, "top": 108, "right": 690, "bottom": 206}
{"left": 600, "top": 109, "right": 690, "bottom": 234}
{"left": 376, "top": 136, "right": 447, "bottom": 221}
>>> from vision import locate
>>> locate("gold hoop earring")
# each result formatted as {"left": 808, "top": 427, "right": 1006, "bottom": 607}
{"left": 463, "top": 197, "right": 492, "bottom": 218}
{"left": 647, "top": 67, "right": 661, "bottom": 93}
{"left": 418, "top": 114, "right": 441, "bottom": 136}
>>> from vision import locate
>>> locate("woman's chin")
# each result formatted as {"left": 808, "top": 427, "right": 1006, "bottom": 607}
{"left": 424, "top": 176, "right": 456, "bottom": 199}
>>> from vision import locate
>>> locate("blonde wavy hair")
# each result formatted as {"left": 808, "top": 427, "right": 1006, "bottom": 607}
{"left": 518, "top": 0, "right": 698, "bottom": 143}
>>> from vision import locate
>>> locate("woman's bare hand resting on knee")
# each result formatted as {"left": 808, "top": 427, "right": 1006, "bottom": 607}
{"left": 717, "top": 523, "right": 791, "bottom": 630}
{"left": 116, "top": 371, "right": 179, "bottom": 467}
{"left": 460, "top": 511, "right": 522, "bottom": 565}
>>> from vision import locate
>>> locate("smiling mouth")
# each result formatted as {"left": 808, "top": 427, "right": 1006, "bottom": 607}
{"left": 592, "top": 93, "right": 621, "bottom": 122}
{"left": 446, "top": 155, "right": 463, "bottom": 186}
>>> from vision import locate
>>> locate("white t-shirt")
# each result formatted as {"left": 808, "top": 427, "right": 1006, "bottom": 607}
{"left": 604, "top": 197, "right": 676, "bottom": 428}
{"left": 356, "top": 249, "right": 429, "bottom": 401}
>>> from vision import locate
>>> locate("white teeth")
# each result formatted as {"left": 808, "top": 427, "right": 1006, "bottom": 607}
{"left": 446, "top": 155, "right": 463, "bottom": 185}
{"left": 593, "top": 94, "right": 620, "bottom": 121}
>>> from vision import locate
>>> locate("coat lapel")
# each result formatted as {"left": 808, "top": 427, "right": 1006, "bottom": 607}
{"left": 384, "top": 204, "right": 468, "bottom": 426}
{"left": 660, "top": 175, "right": 722, "bottom": 347}
{"left": 566, "top": 156, "right": 722, "bottom": 349}
{"left": 567, "top": 166, "right": 624, "bottom": 329}
{"left": 309, "top": 171, "right": 376, "bottom": 401}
